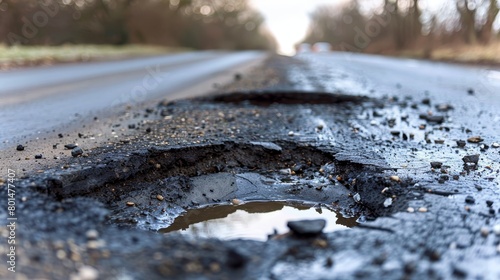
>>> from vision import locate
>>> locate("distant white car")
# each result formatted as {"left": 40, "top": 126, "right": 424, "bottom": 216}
{"left": 312, "top": 42, "right": 331, "bottom": 53}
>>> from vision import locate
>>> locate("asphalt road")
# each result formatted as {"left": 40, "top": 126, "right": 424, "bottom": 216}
{"left": 0, "top": 51, "right": 264, "bottom": 149}
{"left": 2, "top": 52, "right": 500, "bottom": 279}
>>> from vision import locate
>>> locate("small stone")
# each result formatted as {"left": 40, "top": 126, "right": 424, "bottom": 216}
{"left": 430, "top": 162, "right": 443, "bottom": 169}
{"left": 126, "top": 201, "right": 135, "bottom": 207}
{"left": 390, "top": 175, "right": 400, "bottom": 182}
{"left": 156, "top": 195, "right": 164, "bottom": 201}
{"left": 232, "top": 198, "right": 243, "bottom": 205}
{"left": 34, "top": 154, "right": 42, "bottom": 159}
{"left": 418, "top": 207, "right": 428, "bottom": 213}
{"left": 492, "top": 143, "right": 499, "bottom": 148}
{"left": 317, "top": 124, "right": 324, "bottom": 130}
{"left": 486, "top": 200, "right": 493, "bottom": 207}
{"left": 128, "top": 124, "right": 136, "bottom": 129}
{"left": 436, "top": 104, "right": 453, "bottom": 112}
{"left": 85, "top": 229, "right": 99, "bottom": 240}
{"left": 480, "top": 227, "right": 489, "bottom": 237}
{"left": 407, "top": 207, "right": 415, "bottom": 213}
{"left": 64, "top": 143, "right": 78, "bottom": 149}
{"left": 287, "top": 219, "right": 326, "bottom": 237}
{"left": 288, "top": 131, "right": 295, "bottom": 136}
{"left": 426, "top": 115, "right": 445, "bottom": 124}
{"left": 16, "top": 145, "right": 25, "bottom": 151}
{"left": 434, "top": 139, "right": 445, "bottom": 144}
{"left": 353, "top": 193, "right": 361, "bottom": 203}
{"left": 71, "top": 147, "right": 84, "bottom": 157}
{"left": 467, "top": 88, "right": 474, "bottom": 95}
{"left": 462, "top": 154, "right": 479, "bottom": 165}
{"left": 77, "top": 265, "right": 99, "bottom": 280}
{"left": 383, "top": 198, "right": 393, "bottom": 208}
{"left": 292, "top": 164, "right": 305, "bottom": 174}
{"left": 467, "top": 136, "right": 483, "bottom": 143}
{"left": 493, "top": 224, "right": 500, "bottom": 235}
{"left": 464, "top": 196, "right": 475, "bottom": 204}
{"left": 279, "top": 168, "right": 292, "bottom": 175}
{"left": 456, "top": 140, "right": 466, "bottom": 148}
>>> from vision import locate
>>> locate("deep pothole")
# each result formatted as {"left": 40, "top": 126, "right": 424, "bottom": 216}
{"left": 42, "top": 141, "right": 398, "bottom": 234}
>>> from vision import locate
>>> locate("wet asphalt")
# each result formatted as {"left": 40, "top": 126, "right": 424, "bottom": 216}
{"left": 1, "top": 53, "right": 500, "bottom": 279}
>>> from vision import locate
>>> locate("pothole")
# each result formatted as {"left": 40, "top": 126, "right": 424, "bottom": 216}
{"left": 160, "top": 201, "right": 357, "bottom": 241}
{"left": 39, "top": 141, "right": 397, "bottom": 232}
{"left": 205, "top": 90, "right": 368, "bottom": 106}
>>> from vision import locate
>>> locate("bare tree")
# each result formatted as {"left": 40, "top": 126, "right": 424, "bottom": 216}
{"left": 479, "top": 0, "right": 499, "bottom": 44}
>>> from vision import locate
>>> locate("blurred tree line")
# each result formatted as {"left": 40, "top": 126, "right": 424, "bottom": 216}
{"left": 302, "top": 0, "right": 500, "bottom": 54}
{"left": 0, "top": 0, "right": 277, "bottom": 50}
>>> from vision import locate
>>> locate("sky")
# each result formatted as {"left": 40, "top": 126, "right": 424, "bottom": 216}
{"left": 250, "top": 0, "right": 344, "bottom": 55}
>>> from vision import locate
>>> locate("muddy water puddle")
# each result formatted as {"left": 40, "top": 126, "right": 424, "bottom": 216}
{"left": 160, "top": 201, "right": 357, "bottom": 241}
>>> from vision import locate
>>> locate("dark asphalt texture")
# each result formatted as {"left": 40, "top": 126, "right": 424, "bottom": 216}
{"left": 1, "top": 54, "right": 500, "bottom": 279}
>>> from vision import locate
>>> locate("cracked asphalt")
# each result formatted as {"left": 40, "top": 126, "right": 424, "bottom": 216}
{"left": 1, "top": 53, "right": 500, "bottom": 279}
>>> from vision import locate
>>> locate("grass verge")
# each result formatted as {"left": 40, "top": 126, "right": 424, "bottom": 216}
{"left": 0, "top": 44, "right": 188, "bottom": 69}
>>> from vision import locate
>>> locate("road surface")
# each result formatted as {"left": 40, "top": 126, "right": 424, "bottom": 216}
{"left": 0, "top": 51, "right": 264, "bottom": 148}
{"left": 2, "top": 52, "right": 500, "bottom": 280}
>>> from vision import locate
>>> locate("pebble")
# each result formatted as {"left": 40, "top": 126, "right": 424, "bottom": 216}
{"left": 480, "top": 227, "right": 489, "bottom": 237}
{"left": 353, "top": 193, "right": 361, "bottom": 203}
{"left": 389, "top": 175, "right": 400, "bottom": 182}
{"left": 76, "top": 265, "right": 99, "bottom": 280}
{"left": 426, "top": 115, "right": 445, "bottom": 124}
{"left": 16, "top": 144, "right": 25, "bottom": 151}
{"left": 418, "top": 207, "right": 428, "bottom": 213}
{"left": 465, "top": 196, "right": 475, "bottom": 204}
{"left": 407, "top": 207, "right": 415, "bottom": 213}
{"left": 493, "top": 225, "right": 500, "bottom": 236}
{"left": 462, "top": 154, "right": 479, "bottom": 165}
{"left": 34, "top": 154, "right": 42, "bottom": 159}
{"left": 467, "top": 136, "right": 483, "bottom": 143}
{"left": 383, "top": 198, "right": 393, "bottom": 208}
{"left": 288, "top": 131, "right": 295, "bottom": 136}
{"left": 456, "top": 140, "right": 466, "bottom": 148}
{"left": 430, "top": 162, "right": 443, "bottom": 169}
{"left": 492, "top": 143, "right": 500, "bottom": 148}
{"left": 434, "top": 139, "right": 445, "bottom": 144}
{"left": 85, "top": 229, "right": 99, "bottom": 240}
{"left": 232, "top": 198, "right": 243, "bottom": 205}
{"left": 126, "top": 201, "right": 135, "bottom": 207}
{"left": 486, "top": 200, "right": 493, "bottom": 207}
{"left": 64, "top": 143, "right": 78, "bottom": 149}
{"left": 279, "top": 168, "right": 292, "bottom": 175}
{"left": 156, "top": 194, "right": 164, "bottom": 201}
{"left": 287, "top": 219, "right": 326, "bottom": 237}
{"left": 71, "top": 147, "right": 84, "bottom": 157}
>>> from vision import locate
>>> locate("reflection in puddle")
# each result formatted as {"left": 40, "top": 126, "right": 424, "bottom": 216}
{"left": 160, "top": 201, "right": 357, "bottom": 241}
